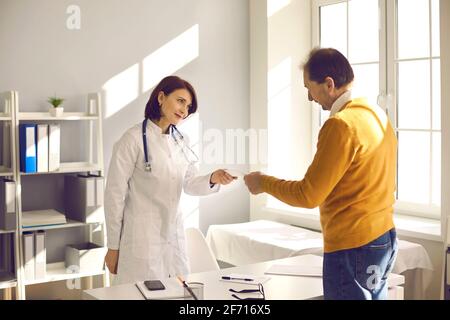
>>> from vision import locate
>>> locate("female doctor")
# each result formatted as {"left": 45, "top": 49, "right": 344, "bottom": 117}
{"left": 104, "top": 76, "right": 235, "bottom": 284}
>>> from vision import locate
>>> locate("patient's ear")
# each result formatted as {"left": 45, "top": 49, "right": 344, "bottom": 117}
{"left": 324, "top": 77, "right": 335, "bottom": 91}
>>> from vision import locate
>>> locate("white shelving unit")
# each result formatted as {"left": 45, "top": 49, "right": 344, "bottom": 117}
{"left": 19, "top": 112, "right": 99, "bottom": 121}
{"left": 20, "top": 162, "right": 102, "bottom": 176}
{"left": 0, "top": 170, "right": 14, "bottom": 177}
{"left": 0, "top": 229, "right": 15, "bottom": 235}
{"left": 22, "top": 219, "right": 102, "bottom": 232}
{"left": 0, "top": 272, "right": 16, "bottom": 290}
{"left": 0, "top": 91, "right": 18, "bottom": 300}
{"left": 24, "top": 262, "right": 105, "bottom": 286}
{"left": 4, "top": 92, "right": 109, "bottom": 300}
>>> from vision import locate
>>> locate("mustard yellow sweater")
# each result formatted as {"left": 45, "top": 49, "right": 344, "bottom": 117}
{"left": 261, "top": 98, "right": 397, "bottom": 253}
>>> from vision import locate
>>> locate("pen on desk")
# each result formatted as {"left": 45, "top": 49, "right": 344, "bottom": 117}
{"left": 177, "top": 275, "right": 198, "bottom": 300}
{"left": 221, "top": 276, "right": 254, "bottom": 281}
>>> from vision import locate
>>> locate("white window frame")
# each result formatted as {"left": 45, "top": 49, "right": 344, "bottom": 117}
{"left": 387, "top": 0, "right": 441, "bottom": 219}
{"left": 311, "top": 0, "right": 441, "bottom": 219}
{"left": 311, "top": 0, "right": 387, "bottom": 150}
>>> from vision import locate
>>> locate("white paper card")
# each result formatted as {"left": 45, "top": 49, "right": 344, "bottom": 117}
{"left": 224, "top": 169, "right": 249, "bottom": 179}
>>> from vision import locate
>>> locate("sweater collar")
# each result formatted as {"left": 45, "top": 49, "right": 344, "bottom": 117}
{"left": 330, "top": 90, "right": 352, "bottom": 117}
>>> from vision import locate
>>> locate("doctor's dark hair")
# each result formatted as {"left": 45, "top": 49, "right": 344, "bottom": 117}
{"left": 302, "top": 48, "right": 354, "bottom": 89}
{"left": 145, "top": 76, "right": 198, "bottom": 120}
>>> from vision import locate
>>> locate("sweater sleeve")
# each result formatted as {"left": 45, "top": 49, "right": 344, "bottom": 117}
{"left": 261, "top": 117, "right": 357, "bottom": 208}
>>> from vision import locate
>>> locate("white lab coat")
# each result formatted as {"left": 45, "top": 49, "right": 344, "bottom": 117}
{"left": 104, "top": 120, "right": 219, "bottom": 285}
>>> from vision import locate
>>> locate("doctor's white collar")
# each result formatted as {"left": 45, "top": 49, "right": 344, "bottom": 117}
{"left": 147, "top": 119, "right": 169, "bottom": 135}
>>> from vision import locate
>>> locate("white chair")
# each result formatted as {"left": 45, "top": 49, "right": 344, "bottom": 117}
{"left": 185, "top": 227, "right": 220, "bottom": 273}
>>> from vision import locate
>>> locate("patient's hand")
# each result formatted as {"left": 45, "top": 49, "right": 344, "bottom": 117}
{"left": 244, "top": 171, "right": 264, "bottom": 194}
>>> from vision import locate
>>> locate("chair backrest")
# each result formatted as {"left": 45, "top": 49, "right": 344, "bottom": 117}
{"left": 185, "top": 227, "right": 220, "bottom": 273}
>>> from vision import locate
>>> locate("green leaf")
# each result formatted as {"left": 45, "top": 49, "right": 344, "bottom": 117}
{"left": 48, "top": 96, "right": 65, "bottom": 108}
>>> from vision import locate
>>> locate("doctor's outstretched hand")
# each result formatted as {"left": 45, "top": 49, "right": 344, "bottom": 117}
{"left": 210, "top": 169, "right": 237, "bottom": 185}
{"left": 244, "top": 171, "right": 264, "bottom": 195}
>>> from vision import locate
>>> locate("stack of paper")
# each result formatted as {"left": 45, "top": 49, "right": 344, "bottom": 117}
{"left": 22, "top": 209, "right": 67, "bottom": 228}
{"left": 264, "top": 264, "right": 322, "bottom": 277}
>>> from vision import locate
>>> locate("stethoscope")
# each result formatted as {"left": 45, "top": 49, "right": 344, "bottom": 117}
{"left": 142, "top": 118, "right": 199, "bottom": 172}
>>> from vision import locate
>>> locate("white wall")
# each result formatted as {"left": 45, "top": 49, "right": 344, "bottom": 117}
{"left": 0, "top": 0, "right": 250, "bottom": 299}
{"left": 0, "top": 0, "right": 250, "bottom": 231}
{"left": 249, "top": 0, "right": 269, "bottom": 224}
{"left": 249, "top": 0, "right": 313, "bottom": 223}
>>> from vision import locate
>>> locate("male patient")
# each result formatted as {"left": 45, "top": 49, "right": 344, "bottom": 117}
{"left": 244, "top": 48, "right": 398, "bottom": 300}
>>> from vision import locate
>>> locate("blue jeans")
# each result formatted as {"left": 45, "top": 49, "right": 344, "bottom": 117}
{"left": 323, "top": 228, "right": 398, "bottom": 300}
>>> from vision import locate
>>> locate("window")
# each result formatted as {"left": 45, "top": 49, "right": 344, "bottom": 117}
{"left": 391, "top": 0, "right": 441, "bottom": 218}
{"left": 308, "top": 0, "right": 441, "bottom": 219}
{"left": 316, "top": 0, "right": 381, "bottom": 127}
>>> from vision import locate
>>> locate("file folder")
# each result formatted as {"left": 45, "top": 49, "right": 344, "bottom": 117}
{"left": 2, "top": 122, "right": 11, "bottom": 168}
{"left": 37, "top": 124, "right": 49, "bottom": 172}
{"left": 64, "top": 175, "right": 104, "bottom": 223}
{"left": 23, "top": 231, "right": 35, "bottom": 280}
{"left": 0, "top": 233, "right": 14, "bottom": 275}
{"left": 35, "top": 230, "right": 46, "bottom": 279}
{"left": 48, "top": 124, "right": 60, "bottom": 172}
{"left": 0, "top": 178, "right": 16, "bottom": 231}
{"left": 19, "top": 124, "right": 37, "bottom": 173}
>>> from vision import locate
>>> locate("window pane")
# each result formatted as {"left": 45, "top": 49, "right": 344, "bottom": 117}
{"left": 320, "top": 3, "right": 347, "bottom": 56}
{"left": 397, "top": 60, "right": 430, "bottom": 129}
{"left": 397, "top": 0, "right": 430, "bottom": 59}
{"left": 320, "top": 110, "right": 330, "bottom": 127}
{"left": 432, "top": 133, "right": 440, "bottom": 206}
{"left": 432, "top": 0, "right": 440, "bottom": 57}
{"left": 352, "top": 63, "right": 379, "bottom": 108}
{"left": 348, "top": 0, "right": 379, "bottom": 63}
{"left": 432, "top": 59, "right": 441, "bottom": 130}
{"left": 397, "top": 131, "right": 430, "bottom": 204}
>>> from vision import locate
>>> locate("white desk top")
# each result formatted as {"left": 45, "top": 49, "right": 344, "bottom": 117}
{"left": 83, "top": 254, "right": 404, "bottom": 300}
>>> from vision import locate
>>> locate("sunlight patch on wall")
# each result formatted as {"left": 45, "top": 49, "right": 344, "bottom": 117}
{"left": 142, "top": 24, "right": 200, "bottom": 94}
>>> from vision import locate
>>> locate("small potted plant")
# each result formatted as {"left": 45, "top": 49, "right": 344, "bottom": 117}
{"left": 48, "top": 96, "right": 65, "bottom": 117}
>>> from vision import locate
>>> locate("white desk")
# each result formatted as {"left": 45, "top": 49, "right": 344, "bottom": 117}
{"left": 206, "top": 220, "right": 433, "bottom": 299}
{"left": 83, "top": 254, "right": 404, "bottom": 300}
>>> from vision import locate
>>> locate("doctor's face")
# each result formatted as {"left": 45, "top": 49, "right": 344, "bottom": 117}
{"left": 158, "top": 89, "right": 193, "bottom": 125}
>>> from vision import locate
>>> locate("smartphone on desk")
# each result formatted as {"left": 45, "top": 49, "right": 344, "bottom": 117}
{"left": 144, "top": 280, "right": 166, "bottom": 291}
